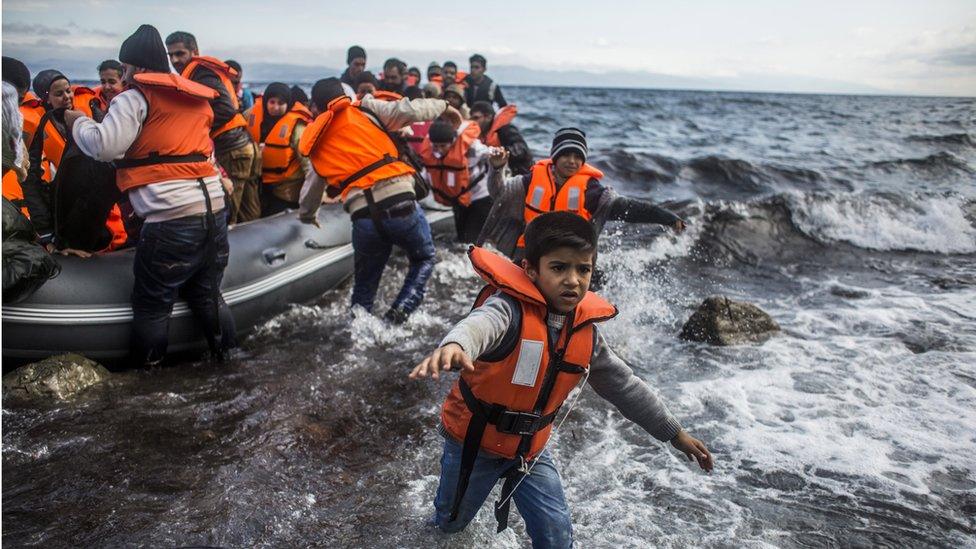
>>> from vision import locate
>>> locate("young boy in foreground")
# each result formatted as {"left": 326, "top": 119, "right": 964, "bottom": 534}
{"left": 410, "top": 211, "right": 713, "bottom": 548}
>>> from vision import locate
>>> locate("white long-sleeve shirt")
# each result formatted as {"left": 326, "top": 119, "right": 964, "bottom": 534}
{"left": 72, "top": 89, "right": 224, "bottom": 223}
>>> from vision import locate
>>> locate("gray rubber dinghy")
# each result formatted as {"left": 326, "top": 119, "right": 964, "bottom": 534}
{"left": 2, "top": 205, "right": 453, "bottom": 361}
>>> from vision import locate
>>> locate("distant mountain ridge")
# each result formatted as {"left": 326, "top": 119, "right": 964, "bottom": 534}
{"left": 19, "top": 57, "right": 888, "bottom": 95}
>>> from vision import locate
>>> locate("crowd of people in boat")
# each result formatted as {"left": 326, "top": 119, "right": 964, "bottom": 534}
{"left": 2, "top": 25, "right": 685, "bottom": 365}
{"left": 1, "top": 24, "right": 711, "bottom": 548}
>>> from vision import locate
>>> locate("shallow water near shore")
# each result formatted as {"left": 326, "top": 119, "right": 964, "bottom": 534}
{"left": 3, "top": 86, "right": 975, "bottom": 547}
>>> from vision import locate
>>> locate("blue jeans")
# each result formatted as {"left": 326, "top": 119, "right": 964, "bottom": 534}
{"left": 351, "top": 202, "right": 435, "bottom": 315}
{"left": 433, "top": 437, "right": 574, "bottom": 548}
{"left": 131, "top": 213, "right": 236, "bottom": 365}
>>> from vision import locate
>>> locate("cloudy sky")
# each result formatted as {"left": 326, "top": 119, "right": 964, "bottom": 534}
{"left": 3, "top": 0, "right": 974, "bottom": 96}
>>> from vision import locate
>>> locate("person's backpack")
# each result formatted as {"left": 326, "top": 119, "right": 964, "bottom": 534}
{"left": 2, "top": 197, "right": 60, "bottom": 303}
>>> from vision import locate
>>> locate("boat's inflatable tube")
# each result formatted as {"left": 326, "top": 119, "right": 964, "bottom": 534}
{"left": 2, "top": 205, "right": 453, "bottom": 361}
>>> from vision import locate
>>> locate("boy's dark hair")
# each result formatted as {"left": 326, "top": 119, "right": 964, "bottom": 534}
{"left": 524, "top": 212, "right": 597, "bottom": 267}
{"left": 469, "top": 54, "right": 486, "bottom": 67}
{"left": 443, "top": 61, "right": 457, "bottom": 69}
{"left": 97, "top": 59, "right": 123, "bottom": 76}
{"left": 470, "top": 101, "right": 494, "bottom": 118}
{"left": 224, "top": 59, "right": 242, "bottom": 74}
{"left": 356, "top": 71, "right": 379, "bottom": 87}
{"left": 165, "top": 31, "right": 197, "bottom": 52}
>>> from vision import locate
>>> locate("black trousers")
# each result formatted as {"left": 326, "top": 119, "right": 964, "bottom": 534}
{"left": 452, "top": 196, "right": 493, "bottom": 244}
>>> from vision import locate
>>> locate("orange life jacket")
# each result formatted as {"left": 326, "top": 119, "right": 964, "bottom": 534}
{"left": 70, "top": 85, "right": 102, "bottom": 117}
{"left": 181, "top": 56, "right": 248, "bottom": 139}
{"left": 298, "top": 95, "right": 415, "bottom": 200}
{"left": 115, "top": 73, "right": 218, "bottom": 192}
{"left": 419, "top": 121, "right": 481, "bottom": 207}
{"left": 247, "top": 97, "right": 313, "bottom": 184}
{"left": 36, "top": 112, "right": 68, "bottom": 177}
{"left": 517, "top": 159, "right": 604, "bottom": 247}
{"left": 2, "top": 171, "right": 30, "bottom": 218}
{"left": 441, "top": 244, "right": 616, "bottom": 466}
{"left": 20, "top": 93, "right": 44, "bottom": 146}
{"left": 484, "top": 104, "right": 517, "bottom": 148}
{"left": 102, "top": 204, "right": 128, "bottom": 251}
{"left": 429, "top": 75, "right": 443, "bottom": 87}
{"left": 405, "top": 74, "right": 420, "bottom": 87}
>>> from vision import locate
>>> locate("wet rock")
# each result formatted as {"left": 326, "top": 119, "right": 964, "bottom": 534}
{"left": 679, "top": 296, "right": 780, "bottom": 345}
{"left": 2, "top": 353, "right": 110, "bottom": 400}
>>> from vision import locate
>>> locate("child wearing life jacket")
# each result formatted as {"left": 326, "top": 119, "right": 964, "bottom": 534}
{"left": 410, "top": 211, "right": 713, "bottom": 547}
{"left": 482, "top": 127, "right": 687, "bottom": 261}
{"left": 420, "top": 119, "right": 494, "bottom": 243}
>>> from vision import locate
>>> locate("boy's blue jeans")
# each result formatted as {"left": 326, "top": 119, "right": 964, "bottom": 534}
{"left": 433, "top": 437, "right": 574, "bottom": 549}
{"left": 351, "top": 202, "right": 435, "bottom": 315}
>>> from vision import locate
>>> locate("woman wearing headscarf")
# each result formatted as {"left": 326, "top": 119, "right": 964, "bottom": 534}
{"left": 244, "top": 82, "right": 313, "bottom": 216}
{"left": 24, "top": 69, "right": 124, "bottom": 253}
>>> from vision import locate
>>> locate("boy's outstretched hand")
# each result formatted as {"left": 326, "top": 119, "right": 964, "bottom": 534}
{"left": 409, "top": 343, "right": 474, "bottom": 380}
{"left": 671, "top": 430, "right": 714, "bottom": 472}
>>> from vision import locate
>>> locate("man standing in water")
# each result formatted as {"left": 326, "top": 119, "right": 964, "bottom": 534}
{"left": 297, "top": 78, "right": 461, "bottom": 324}
{"left": 166, "top": 31, "right": 261, "bottom": 223}
{"left": 65, "top": 24, "right": 235, "bottom": 366}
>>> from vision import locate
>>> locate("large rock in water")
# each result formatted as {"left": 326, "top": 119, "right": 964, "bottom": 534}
{"left": 3, "top": 353, "right": 110, "bottom": 400}
{"left": 679, "top": 296, "right": 780, "bottom": 345}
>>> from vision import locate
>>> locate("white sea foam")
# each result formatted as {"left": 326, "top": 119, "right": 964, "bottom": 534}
{"left": 788, "top": 192, "right": 976, "bottom": 254}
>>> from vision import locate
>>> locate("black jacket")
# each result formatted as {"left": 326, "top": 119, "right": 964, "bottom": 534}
{"left": 464, "top": 74, "right": 506, "bottom": 107}
{"left": 187, "top": 65, "right": 251, "bottom": 154}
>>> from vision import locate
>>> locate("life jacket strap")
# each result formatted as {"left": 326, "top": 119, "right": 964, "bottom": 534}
{"left": 449, "top": 378, "right": 558, "bottom": 523}
{"left": 114, "top": 152, "right": 209, "bottom": 169}
{"left": 334, "top": 153, "right": 399, "bottom": 195}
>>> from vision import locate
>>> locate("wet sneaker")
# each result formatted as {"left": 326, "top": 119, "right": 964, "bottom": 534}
{"left": 383, "top": 307, "right": 410, "bottom": 325}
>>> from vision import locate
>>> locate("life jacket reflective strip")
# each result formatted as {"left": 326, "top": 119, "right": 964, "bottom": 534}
{"left": 247, "top": 98, "right": 313, "bottom": 184}
{"left": 485, "top": 104, "right": 517, "bottom": 148}
{"left": 298, "top": 95, "right": 414, "bottom": 200}
{"left": 2, "top": 171, "right": 30, "bottom": 218}
{"left": 419, "top": 121, "right": 481, "bottom": 207}
{"left": 517, "top": 159, "right": 604, "bottom": 247}
{"left": 440, "top": 247, "right": 617, "bottom": 522}
{"left": 115, "top": 73, "right": 219, "bottom": 192}
{"left": 181, "top": 56, "right": 249, "bottom": 139}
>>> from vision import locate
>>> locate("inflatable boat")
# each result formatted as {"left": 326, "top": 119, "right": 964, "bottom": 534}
{"left": 2, "top": 205, "right": 453, "bottom": 362}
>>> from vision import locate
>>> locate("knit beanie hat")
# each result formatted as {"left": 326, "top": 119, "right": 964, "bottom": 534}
{"left": 311, "top": 77, "right": 345, "bottom": 110}
{"left": 428, "top": 120, "right": 455, "bottom": 144}
{"left": 443, "top": 84, "right": 464, "bottom": 101}
{"left": 32, "top": 69, "right": 68, "bottom": 103}
{"left": 347, "top": 45, "right": 366, "bottom": 64}
{"left": 551, "top": 127, "right": 587, "bottom": 162}
{"left": 119, "top": 24, "right": 170, "bottom": 73}
{"left": 2, "top": 57, "right": 31, "bottom": 92}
